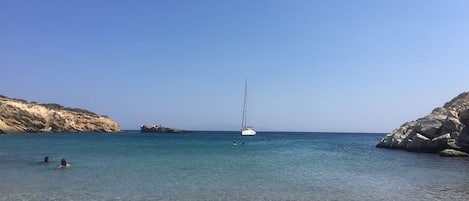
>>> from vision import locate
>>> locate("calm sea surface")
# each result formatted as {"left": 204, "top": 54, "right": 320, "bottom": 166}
{"left": 1, "top": 131, "right": 468, "bottom": 201}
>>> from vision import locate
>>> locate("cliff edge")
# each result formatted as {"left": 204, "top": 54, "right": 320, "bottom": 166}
{"left": 0, "top": 95, "right": 120, "bottom": 133}
{"left": 376, "top": 92, "right": 469, "bottom": 157}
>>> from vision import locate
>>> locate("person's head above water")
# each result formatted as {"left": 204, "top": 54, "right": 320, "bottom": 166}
{"left": 44, "top": 156, "right": 49, "bottom": 163}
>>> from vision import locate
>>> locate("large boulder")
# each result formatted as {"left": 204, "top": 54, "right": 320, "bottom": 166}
{"left": 459, "top": 109, "right": 469, "bottom": 126}
{"left": 377, "top": 92, "right": 469, "bottom": 157}
{"left": 414, "top": 119, "right": 442, "bottom": 139}
{"left": 0, "top": 95, "right": 120, "bottom": 133}
{"left": 457, "top": 127, "right": 469, "bottom": 148}
{"left": 428, "top": 133, "right": 451, "bottom": 152}
{"left": 440, "top": 117, "right": 461, "bottom": 135}
{"left": 405, "top": 133, "right": 430, "bottom": 151}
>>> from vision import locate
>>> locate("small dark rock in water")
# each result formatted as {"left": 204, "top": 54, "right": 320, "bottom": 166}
{"left": 376, "top": 92, "right": 469, "bottom": 157}
{"left": 140, "top": 125, "right": 189, "bottom": 133}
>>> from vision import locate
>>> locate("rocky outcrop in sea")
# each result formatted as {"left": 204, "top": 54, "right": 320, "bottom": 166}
{"left": 140, "top": 125, "right": 189, "bottom": 133}
{"left": 0, "top": 95, "right": 120, "bottom": 133}
{"left": 376, "top": 92, "right": 469, "bottom": 157}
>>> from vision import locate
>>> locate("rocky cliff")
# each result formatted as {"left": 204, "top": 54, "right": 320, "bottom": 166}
{"left": 0, "top": 95, "right": 120, "bottom": 133}
{"left": 376, "top": 92, "right": 469, "bottom": 157}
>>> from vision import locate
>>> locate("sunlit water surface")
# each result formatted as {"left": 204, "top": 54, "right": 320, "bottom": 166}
{"left": 1, "top": 131, "right": 468, "bottom": 200}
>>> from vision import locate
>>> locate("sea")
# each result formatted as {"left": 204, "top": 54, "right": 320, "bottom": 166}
{"left": 1, "top": 131, "right": 468, "bottom": 201}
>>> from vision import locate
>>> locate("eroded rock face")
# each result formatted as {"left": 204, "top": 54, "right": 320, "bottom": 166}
{"left": 0, "top": 95, "right": 120, "bottom": 134}
{"left": 377, "top": 92, "right": 469, "bottom": 157}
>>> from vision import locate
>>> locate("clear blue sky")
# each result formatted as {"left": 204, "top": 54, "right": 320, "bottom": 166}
{"left": 1, "top": 0, "right": 468, "bottom": 132}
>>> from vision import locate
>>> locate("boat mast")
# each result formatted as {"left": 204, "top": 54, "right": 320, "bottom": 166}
{"left": 242, "top": 79, "right": 248, "bottom": 129}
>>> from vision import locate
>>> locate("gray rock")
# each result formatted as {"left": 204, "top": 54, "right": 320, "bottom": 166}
{"left": 414, "top": 119, "right": 442, "bottom": 139}
{"left": 438, "top": 149, "right": 469, "bottom": 157}
{"left": 431, "top": 107, "right": 447, "bottom": 115}
{"left": 458, "top": 127, "right": 469, "bottom": 144}
{"left": 376, "top": 133, "right": 397, "bottom": 148}
{"left": 405, "top": 133, "right": 430, "bottom": 151}
{"left": 450, "top": 132, "right": 460, "bottom": 138}
{"left": 440, "top": 117, "right": 461, "bottom": 136}
{"left": 443, "top": 93, "right": 469, "bottom": 113}
{"left": 428, "top": 133, "right": 451, "bottom": 152}
{"left": 377, "top": 92, "right": 469, "bottom": 155}
{"left": 459, "top": 109, "right": 469, "bottom": 126}
{"left": 433, "top": 133, "right": 451, "bottom": 141}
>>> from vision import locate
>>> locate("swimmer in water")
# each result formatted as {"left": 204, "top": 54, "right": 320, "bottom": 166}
{"left": 59, "top": 158, "right": 70, "bottom": 168}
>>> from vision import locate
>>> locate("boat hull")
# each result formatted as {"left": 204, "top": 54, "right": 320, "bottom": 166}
{"left": 241, "top": 129, "right": 256, "bottom": 136}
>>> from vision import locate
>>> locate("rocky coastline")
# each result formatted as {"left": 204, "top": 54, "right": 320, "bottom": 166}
{"left": 376, "top": 92, "right": 469, "bottom": 157}
{"left": 140, "top": 125, "right": 189, "bottom": 133}
{"left": 0, "top": 95, "right": 120, "bottom": 133}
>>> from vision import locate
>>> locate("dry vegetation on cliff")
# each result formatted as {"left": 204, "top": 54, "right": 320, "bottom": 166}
{"left": 0, "top": 95, "right": 120, "bottom": 134}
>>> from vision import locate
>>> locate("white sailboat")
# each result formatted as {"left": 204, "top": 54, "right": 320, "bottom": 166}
{"left": 241, "top": 79, "right": 256, "bottom": 136}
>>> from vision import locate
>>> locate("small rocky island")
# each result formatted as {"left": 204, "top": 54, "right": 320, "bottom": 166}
{"left": 377, "top": 92, "right": 469, "bottom": 157}
{"left": 0, "top": 95, "right": 120, "bottom": 133}
{"left": 140, "top": 124, "right": 189, "bottom": 133}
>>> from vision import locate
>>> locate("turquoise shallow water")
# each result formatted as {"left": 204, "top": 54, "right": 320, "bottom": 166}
{"left": 1, "top": 131, "right": 468, "bottom": 200}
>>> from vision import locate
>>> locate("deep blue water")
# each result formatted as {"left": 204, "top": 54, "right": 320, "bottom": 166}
{"left": 1, "top": 131, "right": 468, "bottom": 200}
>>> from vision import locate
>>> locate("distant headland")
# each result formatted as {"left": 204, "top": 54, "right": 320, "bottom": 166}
{"left": 140, "top": 124, "right": 189, "bottom": 133}
{"left": 0, "top": 95, "right": 120, "bottom": 134}
{"left": 377, "top": 92, "right": 469, "bottom": 157}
